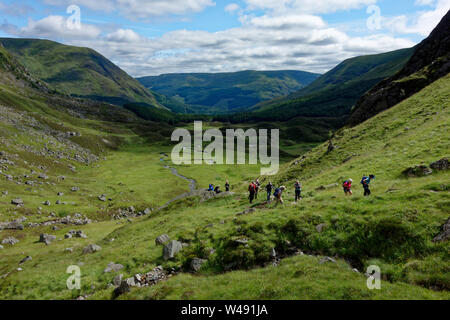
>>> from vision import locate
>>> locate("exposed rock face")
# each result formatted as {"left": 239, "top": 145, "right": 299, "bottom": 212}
{"left": 4, "top": 220, "right": 24, "bottom": 230}
{"left": 113, "top": 266, "right": 167, "bottom": 297}
{"left": 430, "top": 158, "right": 449, "bottom": 171}
{"left": 433, "top": 218, "right": 450, "bottom": 242}
{"left": 155, "top": 234, "right": 170, "bottom": 246}
{"left": 104, "top": 262, "right": 124, "bottom": 273}
{"left": 402, "top": 165, "right": 433, "bottom": 177}
{"left": 2, "top": 236, "right": 19, "bottom": 245}
{"left": 349, "top": 10, "right": 450, "bottom": 126}
{"left": 190, "top": 258, "right": 206, "bottom": 272}
{"left": 163, "top": 240, "right": 183, "bottom": 260}
{"left": 83, "top": 244, "right": 102, "bottom": 254}
{"left": 11, "top": 198, "right": 23, "bottom": 206}
{"left": 39, "top": 234, "right": 56, "bottom": 245}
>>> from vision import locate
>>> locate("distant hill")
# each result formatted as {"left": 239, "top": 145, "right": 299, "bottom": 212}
{"left": 0, "top": 38, "right": 166, "bottom": 109}
{"left": 349, "top": 10, "right": 450, "bottom": 126}
{"left": 246, "top": 47, "right": 415, "bottom": 121}
{"left": 137, "top": 70, "right": 320, "bottom": 114}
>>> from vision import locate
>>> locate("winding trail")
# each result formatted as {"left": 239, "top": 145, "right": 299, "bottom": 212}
{"left": 157, "top": 153, "right": 198, "bottom": 210}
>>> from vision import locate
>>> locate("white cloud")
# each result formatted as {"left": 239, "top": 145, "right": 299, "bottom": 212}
{"left": 1, "top": 15, "right": 101, "bottom": 40}
{"left": 384, "top": 0, "right": 450, "bottom": 36}
{"left": 244, "top": 14, "right": 327, "bottom": 29}
{"left": 225, "top": 3, "right": 240, "bottom": 13}
{"left": 414, "top": 0, "right": 435, "bottom": 6}
{"left": 44, "top": 0, "right": 216, "bottom": 20}
{"left": 244, "top": 0, "right": 377, "bottom": 14}
{"left": 106, "top": 29, "right": 142, "bottom": 42}
{"left": 3, "top": 0, "right": 446, "bottom": 76}
{"left": 65, "top": 18, "right": 414, "bottom": 77}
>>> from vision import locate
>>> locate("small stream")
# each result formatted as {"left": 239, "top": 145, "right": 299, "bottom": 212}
{"left": 157, "top": 153, "right": 198, "bottom": 210}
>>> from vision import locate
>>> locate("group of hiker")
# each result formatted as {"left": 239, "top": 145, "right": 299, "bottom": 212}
{"left": 247, "top": 174, "right": 375, "bottom": 204}
{"left": 248, "top": 180, "right": 290, "bottom": 205}
{"left": 342, "top": 175, "right": 375, "bottom": 196}
{"left": 207, "top": 174, "right": 375, "bottom": 205}
{"left": 208, "top": 181, "right": 231, "bottom": 194}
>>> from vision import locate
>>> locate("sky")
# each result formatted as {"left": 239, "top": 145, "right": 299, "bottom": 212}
{"left": 0, "top": 0, "right": 448, "bottom": 76}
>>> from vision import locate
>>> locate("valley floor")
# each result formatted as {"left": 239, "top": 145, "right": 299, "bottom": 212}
{"left": 0, "top": 75, "right": 449, "bottom": 300}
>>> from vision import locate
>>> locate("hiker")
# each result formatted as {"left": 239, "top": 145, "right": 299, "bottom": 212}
{"left": 361, "top": 174, "right": 375, "bottom": 196}
{"left": 294, "top": 180, "right": 302, "bottom": 202}
{"left": 254, "top": 179, "right": 261, "bottom": 199}
{"left": 225, "top": 181, "right": 230, "bottom": 192}
{"left": 248, "top": 181, "right": 256, "bottom": 204}
{"left": 266, "top": 182, "right": 273, "bottom": 202}
{"left": 342, "top": 179, "right": 353, "bottom": 196}
{"left": 208, "top": 184, "right": 214, "bottom": 191}
{"left": 214, "top": 185, "right": 222, "bottom": 194}
{"left": 274, "top": 186, "right": 286, "bottom": 205}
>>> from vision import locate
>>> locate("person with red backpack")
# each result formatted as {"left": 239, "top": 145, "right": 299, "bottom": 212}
{"left": 248, "top": 182, "right": 256, "bottom": 204}
{"left": 342, "top": 178, "right": 353, "bottom": 196}
{"left": 254, "top": 179, "right": 261, "bottom": 199}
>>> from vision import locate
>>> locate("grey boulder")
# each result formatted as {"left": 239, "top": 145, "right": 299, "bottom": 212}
{"left": 155, "top": 234, "right": 170, "bottom": 246}
{"left": 83, "top": 244, "right": 102, "bottom": 254}
{"left": 163, "top": 240, "right": 183, "bottom": 260}
{"left": 104, "top": 262, "right": 124, "bottom": 273}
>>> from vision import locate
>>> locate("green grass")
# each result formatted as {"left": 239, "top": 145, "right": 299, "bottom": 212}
{"left": 0, "top": 65, "right": 448, "bottom": 300}
{"left": 0, "top": 38, "right": 165, "bottom": 109}
{"left": 121, "top": 255, "right": 447, "bottom": 300}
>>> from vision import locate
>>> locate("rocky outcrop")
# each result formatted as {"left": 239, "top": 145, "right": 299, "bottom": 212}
{"left": 155, "top": 234, "right": 170, "bottom": 246}
{"left": 104, "top": 262, "right": 124, "bottom": 273}
{"left": 402, "top": 165, "right": 433, "bottom": 177}
{"left": 113, "top": 266, "right": 168, "bottom": 296}
{"left": 430, "top": 158, "right": 449, "bottom": 171}
{"left": 349, "top": 10, "right": 450, "bottom": 126}
{"left": 2, "top": 236, "right": 19, "bottom": 245}
{"left": 39, "top": 234, "right": 56, "bottom": 245}
{"left": 163, "top": 240, "right": 183, "bottom": 260}
{"left": 83, "top": 244, "right": 102, "bottom": 254}
{"left": 433, "top": 218, "right": 450, "bottom": 242}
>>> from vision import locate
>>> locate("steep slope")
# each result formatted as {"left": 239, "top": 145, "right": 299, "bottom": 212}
{"left": 246, "top": 48, "right": 414, "bottom": 121}
{"left": 138, "top": 70, "right": 320, "bottom": 114}
{"left": 349, "top": 10, "right": 450, "bottom": 126}
{"left": 0, "top": 38, "right": 166, "bottom": 109}
{"left": 0, "top": 41, "right": 448, "bottom": 300}
{"left": 121, "top": 73, "right": 448, "bottom": 300}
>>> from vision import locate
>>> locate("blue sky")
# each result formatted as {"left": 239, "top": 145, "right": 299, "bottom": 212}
{"left": 0, "top": 0, "right": 448, "bottom": 76}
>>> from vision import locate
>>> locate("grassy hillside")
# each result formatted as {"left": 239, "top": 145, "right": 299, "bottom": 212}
{"left": 1, "top": 61, "right": 448, "bottom": 300}
{"left": 0, "top": 38, "right": 166, "bottom": 109}
{"left": 137, "top": 70, "right": 320, "bottom": 114}
{"left": 245, "top": 48, "right": 414, "bottom": 121}
{"left": 116, "top": 73, "right": 449, "bottom": 300}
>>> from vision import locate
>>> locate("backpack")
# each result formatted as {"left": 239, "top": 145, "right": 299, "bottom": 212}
{"left": 274, "top": 188, "right": 281, "bottom": 197}
{"left": 361, "top": 177, "right": 369, "bottom": 185}
{"left": 343, "top": 180, "right": 350, "bottom": 188}
{"left": 295, "top": 183, "right": 301, "bottom": 191}
{"left": 249, "top": 183, "right": 256, "bottom": 193}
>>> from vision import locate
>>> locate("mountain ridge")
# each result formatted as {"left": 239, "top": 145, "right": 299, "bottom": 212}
{"left": 138, "top": 69, "right": 320, "bottom": 114}
{"left": 349, "top": 10, "right": 450, "bottom": 126}
{"left": 0, "top": 38, "right": 167, "bottom": 110}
